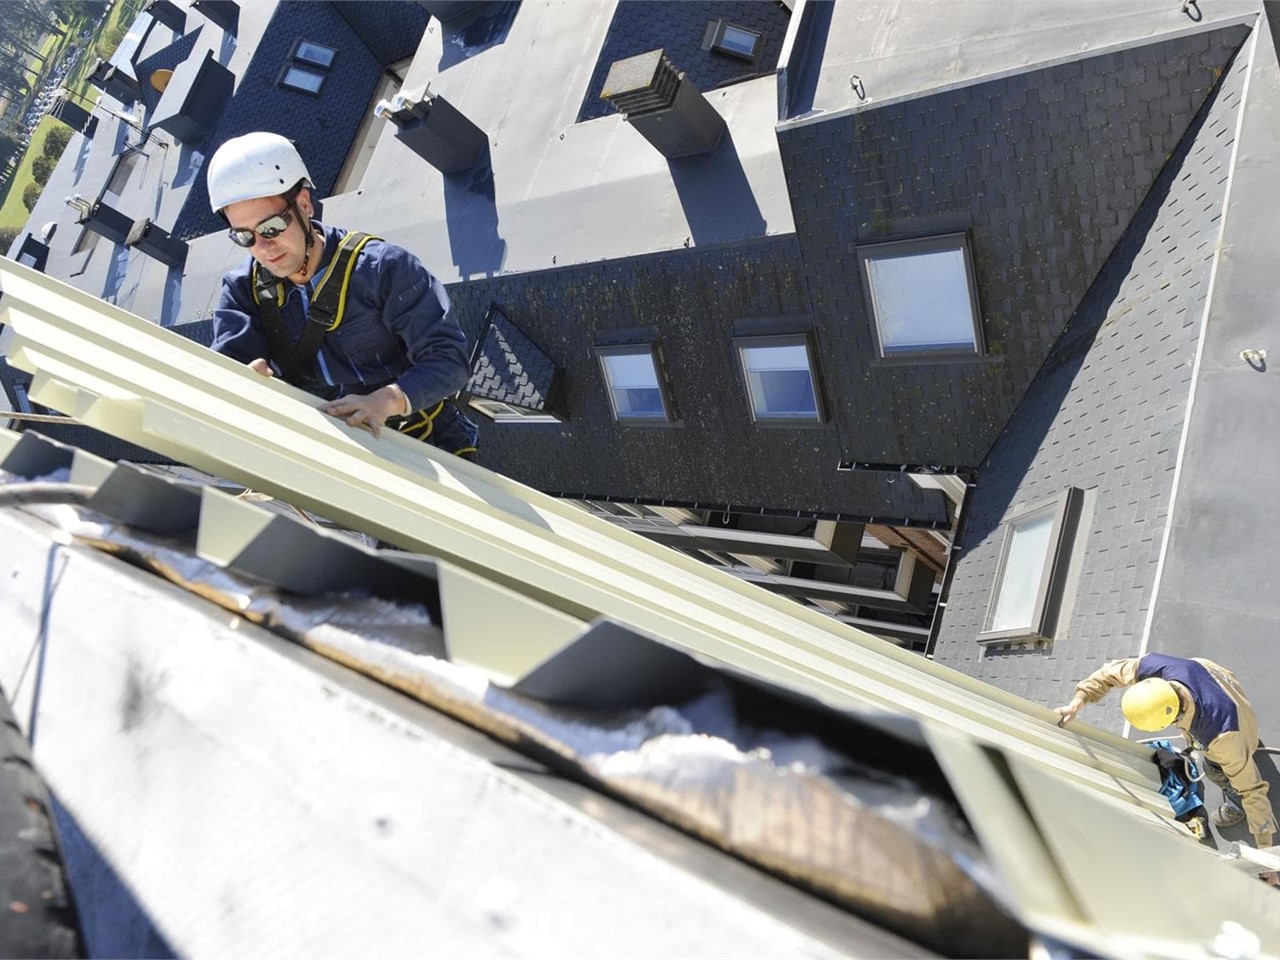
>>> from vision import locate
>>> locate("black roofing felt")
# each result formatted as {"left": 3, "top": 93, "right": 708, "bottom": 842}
{"left": 331, "top": 0, "right": 429, "bottom": 67}
{"left": 775, "top": 25, "right": 1248, "bottom": 471}
{"left": 928, "top": 39, "right": 1251, "bottom": 728}
{"left": 174, "top": 1, "right": 427, "bottom": 240}
{"left": 445, "top": 237, "right": 951, "bottom": 526}
{"left": 577, "top": 0, "right": 791, "bottom": 124}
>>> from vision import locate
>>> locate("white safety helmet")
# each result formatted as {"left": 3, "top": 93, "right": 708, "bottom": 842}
{"left": 207, "top": 132, "right": 311, "bottom": 214}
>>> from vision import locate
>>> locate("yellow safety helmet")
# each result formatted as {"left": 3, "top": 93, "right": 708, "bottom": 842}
{"left": 1121, "top": 678, "right": 1181, "bottom": 731}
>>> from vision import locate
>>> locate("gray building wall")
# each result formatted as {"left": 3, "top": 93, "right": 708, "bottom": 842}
{"left": 929, "top": 42, "right": 1250, "bottom": 729}
{"left": 775, "top": 26, "right": 1248, "bottom": 469}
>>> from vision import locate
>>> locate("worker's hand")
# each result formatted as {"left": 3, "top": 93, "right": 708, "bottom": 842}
{"left": 322, "top": 385, "right": 409, "bottom": 439}
{"left": 1261, "top": 871, "right": 1279, "bottom": 887}
{"left": 248, "top": 358, "right": 274, "bottom": 378}
{"left": 1054, "top": 696, "right": 1086, "bottom": 727}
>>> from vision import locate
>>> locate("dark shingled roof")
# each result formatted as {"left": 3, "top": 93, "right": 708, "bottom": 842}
{"left": 928, "top": 39, "right": 1251, "bottom": 730}
{"left": 774, "top": 25, "right": 1248, "bottom": 470}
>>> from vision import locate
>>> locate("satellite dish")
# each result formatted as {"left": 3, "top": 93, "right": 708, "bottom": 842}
{"left": 38, "top": 221, "right": 57, "bottom": 242}
{"left": 150, "top": 68, "right": 173, "bottom": 93}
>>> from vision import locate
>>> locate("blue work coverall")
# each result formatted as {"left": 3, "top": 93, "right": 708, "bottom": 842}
{"left": 212, "top": 222, "right": 479, "bottom": 455}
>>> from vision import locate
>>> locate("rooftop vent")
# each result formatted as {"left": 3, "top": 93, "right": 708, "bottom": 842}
{"left": 73, "top": 200, "right": 135, "bottom": 245}
{"left": 148, "top": 50, "right": 233, "bottom": 145}
{"left": 601, "top": 50, "right": 725, "bottom": 160}
{"left": 14, "top": 234, "right": 50, "bottom": 272}
{"left": 126, "top": 218, "right": 187, "bottom": 268}
{"left": 87, "top": 59, "right": 141, "bottom": 104}
{"left": 48, "top": 96, "right": 97, "bottom": 139}
{"left": 375, "top": 84, "right": 487, "bottom": 174}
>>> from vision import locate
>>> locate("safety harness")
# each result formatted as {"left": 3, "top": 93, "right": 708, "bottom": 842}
{"left": 251, "top": 230, "right": 379, "bottom": 387}
{"left": 250, "top": 231, "right": 475, "bottom": 456}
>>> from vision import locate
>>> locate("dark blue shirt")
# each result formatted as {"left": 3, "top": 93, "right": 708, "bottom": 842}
{"left": 1137, "top": 652, "right": 1240, "bottom": 748}
{"left": 212, "top": 223, "right": 470, "bottom": 413}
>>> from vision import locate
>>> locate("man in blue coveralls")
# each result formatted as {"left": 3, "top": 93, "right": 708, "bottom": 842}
{"left": 1056, "top": 652, "right": 1277, "bottom": 860}
{"left": 206, "top": 131, "right": 478, "bottom": 459}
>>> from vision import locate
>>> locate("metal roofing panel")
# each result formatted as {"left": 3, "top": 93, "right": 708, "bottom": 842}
{"left": 0, "top": 259, "right": 1169, "bottom": 811}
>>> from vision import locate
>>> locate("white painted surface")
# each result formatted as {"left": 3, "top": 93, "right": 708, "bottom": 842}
{"left": 795, "top": 0, "right": 1258, "bottom": 121}
{"left": 324, "top": 1, "right": 795, "bottom": 281}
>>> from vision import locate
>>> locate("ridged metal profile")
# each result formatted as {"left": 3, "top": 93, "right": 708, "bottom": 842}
{"left": 0, "top": 258, "right": 1166, "bottom": 802}
{"left": 4, "top": 259, "right": 1280, "bottom": 954}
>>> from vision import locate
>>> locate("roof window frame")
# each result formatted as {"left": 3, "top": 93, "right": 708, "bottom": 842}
{"left": 701, "top": 18, "right": 763, "bottom": 63}
{"left": 595, "top": 341, "right": 676, "bottom": 425}
{"left": 279, "top": 38, "right": 338, "bottom": 96}
{"left": 978, "top": 487, "right": 1084, "bottom": 645}
{"left": 469, "top": 399, "right": 562, "bottom": 424}
{"left": 733, "top": 332, "right": 825, "bottom": 425}
{"left": 856, "top": 232, "right": 986, "bottom": 361}
{"left": 291, "top": 39, "right": 338, "bottom": 69}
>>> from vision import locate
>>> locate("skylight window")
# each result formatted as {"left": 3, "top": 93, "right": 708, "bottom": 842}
{"left": 281, "top": 64, "right": 325, "bottom": 94}
{"left": 857, "top": 233, "right": 984, "bottom": 358}
{"left": 293, "top": 41, "right": 337, "bottom": 69}
{"left": 735, "top": 335, "right": 821, "bottom": 422}
{"left": 280, "top": 40, "right": 337, "bottom": 95}
{"left": 702, "top": 19, "right": 762, "bottom": 63}
{"left": 597, "top": 344, "right": 671, "bottom": 422}
{"left": 469, "top": 399, "right": 561, "bottom": 424}
{"left": 979, "top": 488, "right": 1085, "bottom": 644}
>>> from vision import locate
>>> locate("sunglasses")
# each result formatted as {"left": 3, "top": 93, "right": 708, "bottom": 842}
{"left": 228, "top": 206, "right": 294, "bottom": 247}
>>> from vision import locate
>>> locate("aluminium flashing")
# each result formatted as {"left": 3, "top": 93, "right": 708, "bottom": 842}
{"left": 0, "top": 260, "right": 1170, "bottom": 808}
{"left": 925, "top": 726, "right": 1280, "bottom": 957}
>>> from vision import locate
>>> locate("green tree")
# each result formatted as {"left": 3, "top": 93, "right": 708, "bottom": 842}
{"left": 42, "top": 125, "right": 72, "bottom": 158}
{"left": 22, "top": 182, "right": 42, "bottom": 211}
{"left": 30, "top": 153, "right": 54, "bottom": 184}
{"left": 0, "top": 129, "right": 21, "bottom": 168}
{"left": 0, "top": 2, "right": 63, "bottom": 45}
{"left": 0, "top": 227, "right": 20, "bottom": 253}
{"left": 52, "top": 1, "right": 109, "bottom": 21}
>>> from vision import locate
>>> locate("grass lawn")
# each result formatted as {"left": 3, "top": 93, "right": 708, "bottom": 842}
{"left": 0, "top": 0, "right": 149, "bottom": 233}
{"left": 0, "top": 115, "right": 64, "bottom": 231}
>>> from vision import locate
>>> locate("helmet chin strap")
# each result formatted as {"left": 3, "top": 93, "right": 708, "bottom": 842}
{"left": 287, "top": 192, "right": 319, "bottom": 284}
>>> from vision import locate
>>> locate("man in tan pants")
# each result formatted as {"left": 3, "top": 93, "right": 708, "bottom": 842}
{"left": 1056, "top": 652, "right": 1276, "bottom": 852}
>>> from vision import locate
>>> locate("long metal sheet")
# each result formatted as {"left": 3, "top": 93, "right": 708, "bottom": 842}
{"left": 0, "top": 259, "right": 1166, "bottom": 812}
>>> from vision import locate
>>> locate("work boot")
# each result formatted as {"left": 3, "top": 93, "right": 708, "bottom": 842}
{"left": 1212, "top": 800, "right": 1246, "bottom": 828}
